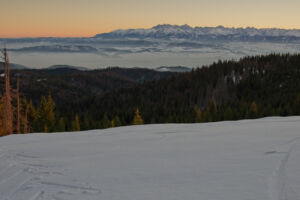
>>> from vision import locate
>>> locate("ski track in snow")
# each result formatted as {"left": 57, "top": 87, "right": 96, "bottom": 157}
{"left": 1, "top": 117, "right": 300, "bottom": 200}
{"left": 0, "top": 149, "right": 101, "bottom": 199}
{"left": 268, "top": 136, "right": 300, "bottom": 200}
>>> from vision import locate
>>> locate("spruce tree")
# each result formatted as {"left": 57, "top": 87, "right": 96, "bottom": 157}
{"left": 46, "top": 94, "right": 56, "bottom": 130}
{"left": 71, "top": 114, "right": 80, "bottom": 131}
{"left": 224, "top": 107, "right": 233, "bottom": 120}
{"left": 57, "top": 117, "right": 66, "bottom": 132}
{"left": 27, "top": 100, "right": 36, "bottom": 132}
{"left": 112, "top": 116, "right": 122, "bottom": 127}
{"left": 100, "top": 113, "right": 110, "bottom": 128}
{"left": 133, "top": 108, "right": 144, "bottom": 125}
{"left": 293, "top": 94, "right": 300, "bottom": 115}
{"left": 111, "top": 119, "right": 115, "bottom": 128}
{"left": 21, "top": 97, "right": 29, "bottom": 133}
{"left": 249, "top": 101, "right": 258, "bottom": 119}
{"left": 34, "top": 94, "right": 56, "bottom": 132}
{"left": 209, "top": 97, "right": 217, "bottom": 121}
{"left": 75, "top": 114, "right": 80, "bottom": 131}
{"left": 194, "top": 106, "right": 202, "bottom": 123}
{"left": 83, "top": 118, "right": 90, "bottom": 130}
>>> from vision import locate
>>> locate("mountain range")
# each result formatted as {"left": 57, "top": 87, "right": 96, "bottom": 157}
{"left": 95, "top": 24, "right": 300, "bottom": 42}
{"left": 1, "top": 24, "right": 300, "bottom": 43}
{"left": 1, "top": 24, "right": 300, "bottom": 69}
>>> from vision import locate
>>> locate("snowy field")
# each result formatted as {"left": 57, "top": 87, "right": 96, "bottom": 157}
{"left": 0, "top": 117, "right": 300, "bottom": 200}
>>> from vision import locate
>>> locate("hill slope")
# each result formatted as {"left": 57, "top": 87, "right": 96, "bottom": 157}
{"left": 0, "top": 67, "right": 177, "bottom": 106}
{"left": 69, "top": 54, "right": 300, "bottom": 128}
{"left": 0, "top": 117, "right": 300, "bottom": 200}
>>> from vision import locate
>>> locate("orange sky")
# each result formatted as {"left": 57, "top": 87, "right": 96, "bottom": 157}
{"left": 1, "top": 0, "right": 300, "bottom": 38}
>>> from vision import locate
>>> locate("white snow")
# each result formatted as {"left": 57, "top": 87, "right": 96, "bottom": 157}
{"left": 101, "top": 25, "right": 300, "bottom": 38}
{"left": 0, "top": 117, "right": 300, "bottom": 200}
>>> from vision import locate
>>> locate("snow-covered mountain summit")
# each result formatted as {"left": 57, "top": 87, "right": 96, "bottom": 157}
{"left": 95, "top": 24, "right": 300, "bottom": 42}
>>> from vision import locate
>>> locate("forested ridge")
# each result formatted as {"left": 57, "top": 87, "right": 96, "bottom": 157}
{"left": 72, "top": 54, "right": 300, "bottom": 129}
{"left": 1, "top": 53, "right": 300, "bottom": 134}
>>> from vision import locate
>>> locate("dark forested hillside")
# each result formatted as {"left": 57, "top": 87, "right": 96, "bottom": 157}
{"left": 0, "top": 67, "right": 176, "bottom": 106}
{"left": 64, "top": 54, "right": 300, "bottom": 130}
{"left": 2, "top": 54, "right": 300, "bottom": 133}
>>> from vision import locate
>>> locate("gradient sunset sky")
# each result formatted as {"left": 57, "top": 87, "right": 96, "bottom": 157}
{"left": 1, "top": 0, "right": 300, "bottom": 38}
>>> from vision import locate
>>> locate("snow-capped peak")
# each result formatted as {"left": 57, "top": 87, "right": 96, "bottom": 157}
{"left": 94, "top": 24, "right": 300, "bottom": 42}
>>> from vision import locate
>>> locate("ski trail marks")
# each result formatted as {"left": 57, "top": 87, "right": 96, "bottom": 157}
{"left": 0, "top": 149, "right": 101, "bottom": 200}
{"left": 268, "top": 136, "right": 300, "bottom": 200}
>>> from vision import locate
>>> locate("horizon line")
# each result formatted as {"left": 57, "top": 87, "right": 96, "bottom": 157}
{"left": 1, "top": 24, "right": 300, "bottom": 39}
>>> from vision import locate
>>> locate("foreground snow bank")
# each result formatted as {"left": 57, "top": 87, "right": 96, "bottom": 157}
{"left": 0, "top": 117, "right": 300, "bottom": 200}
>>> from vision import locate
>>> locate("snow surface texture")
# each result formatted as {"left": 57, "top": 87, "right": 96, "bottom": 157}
{"left": 0, "top": 117, "right": 300, "bottom": 200}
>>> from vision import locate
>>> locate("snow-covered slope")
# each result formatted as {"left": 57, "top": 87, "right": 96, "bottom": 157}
{"left": 95, "top": 24, "right": 300, "bottom": 42}
{"left": 155, "top": 66, "right": 192, "bottom": 72}
{"left": 1, "top": 117, "right": 300, "bottom": 200}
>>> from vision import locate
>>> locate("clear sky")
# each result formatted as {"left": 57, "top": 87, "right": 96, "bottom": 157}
{"left": 1, "top": 0, "right": 300, "bottom": 37}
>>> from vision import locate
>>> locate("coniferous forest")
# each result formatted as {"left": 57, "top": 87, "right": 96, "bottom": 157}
{"left": 1, "top": 53, "right": 300, "bottom": 135}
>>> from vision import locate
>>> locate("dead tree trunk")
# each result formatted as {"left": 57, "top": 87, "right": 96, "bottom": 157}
{"left": 3, "top": 48, "right": 13, "bottom": 135}
{"left": 16, "top": 78, "right": 20, "bottom": 134}
{"left": 23, "top": 104, "right": 29, "bottom": 133}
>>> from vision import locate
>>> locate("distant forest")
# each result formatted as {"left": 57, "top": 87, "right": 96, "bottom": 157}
{"left": 1, "top": 53, "right": 300, "bottom": 135}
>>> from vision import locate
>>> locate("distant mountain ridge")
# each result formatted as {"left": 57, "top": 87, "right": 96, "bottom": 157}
{"left": 0, "top": 61, "right": 28, "bottom": 70}
{"left": 10, "top": 45, "right": 98, "bottom": 53}
{"left": 95, "top": 24, "right": 300, "bottom": 42}
{"left": 46, "top": 65, "right": 88, "bottom": 71}
{"left": 155, "top": 66, "right": 192, "bottom": 72}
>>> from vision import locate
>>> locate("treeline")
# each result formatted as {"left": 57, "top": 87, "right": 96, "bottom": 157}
{"left": 61, "top": 53, "right": 300, "bottom": 130}
{"left": 2, "top": 52, "right": 300, "bottom": 134}
{"left": 0, "top": 93, "right": 145, "bottom": 135}
{"left": 0, "top": 93, "right": 82, "bottom": 134}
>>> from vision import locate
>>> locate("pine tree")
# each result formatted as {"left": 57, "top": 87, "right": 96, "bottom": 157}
{"left": 209, "top": 97, "right": 217, "bottom": 121}
{"left": 57, "top": 117, "right": 66, "bottom": 132}
{"left": 224, "top": 107, "right": 233, "bottom": 120}
{"left": 112, "top": 116, "right": 122, "bottom": 127}
{"left": 25, "top": 99, "right": 36, "bottom": 132}
{"left": 110, "top": 116, "right": 122, "bottom": 128}
{"left": 249, "top": 101, "right": 258, "bottom": 119}
{"left": 203, "top": 108, "right": 212, "bottom": 122}
{"left": 34, "top": 96, "right": 47, "bottom": 132}
{"left": 133, "top": 108, "right": 144, "bottom": 125}
{"left": 194, "top": 106, "right": 202, "bottom": 123}
{"left": 100, "top": 113, "right": 110, "bottom": 128}
{"left": 46, "top": 94, "right": 56, "bottom": 130}
{"left": 110, "top": 119, "right": 115, "bottom": 128}
{"left": 83, "top": 117, "right": 90, "bottom": 130}
{"left": 44, "top": 124, "right": 49, "bottom": 133}
{"left": 21, "top": 97, "right": 29, "bottom": 133}
{"left": 34, "top": 94, "right": 56, "bottom": 132}
{"left": 71, "top": 114, "right": 80, "bottom": 131}
{"left": 293, "top": 94, "right": 300, "bottom": 115}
